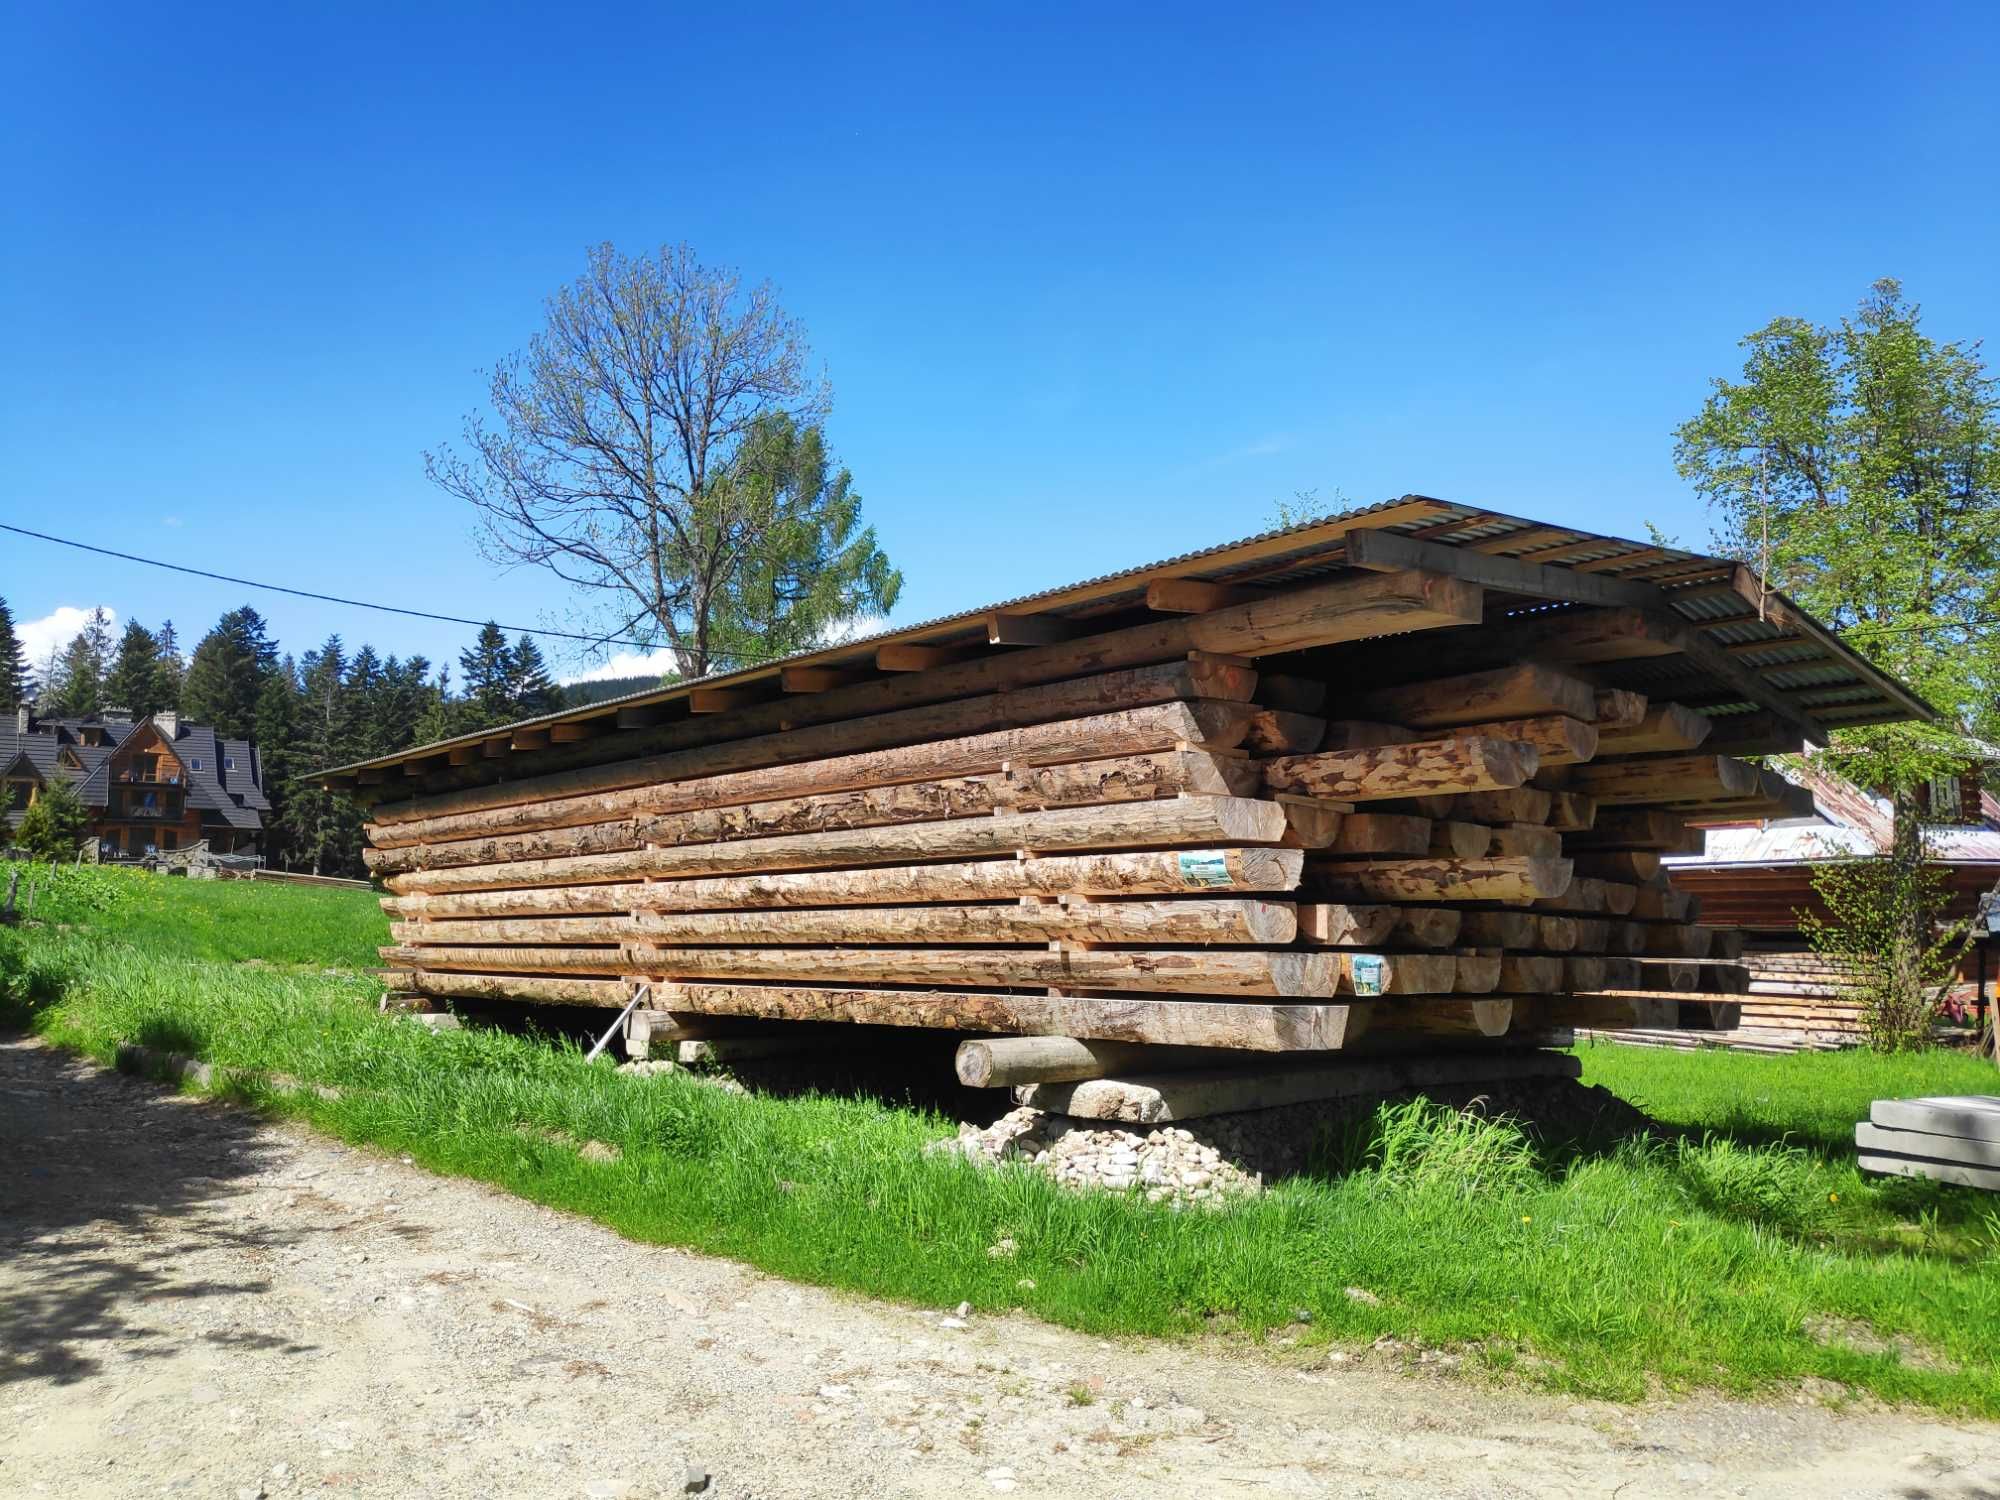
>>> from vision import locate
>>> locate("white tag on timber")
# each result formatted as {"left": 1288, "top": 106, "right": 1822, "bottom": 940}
{"left": 1176, "top": 852, "right": 1232, "bottom": 888}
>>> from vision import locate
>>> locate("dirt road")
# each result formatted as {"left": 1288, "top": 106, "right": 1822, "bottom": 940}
{"left": 3, "top": 1033, "right": 1996, "bottom": 1499}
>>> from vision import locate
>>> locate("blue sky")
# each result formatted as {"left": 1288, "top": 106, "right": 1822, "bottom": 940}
{"left": 4, "top": 3, "right": 1996, "bottom": 682}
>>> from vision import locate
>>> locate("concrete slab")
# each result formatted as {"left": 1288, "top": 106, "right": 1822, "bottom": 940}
{"left": 1869, "top": 1095, "right": 2000, "bottom": 1142}
{"left": 1858, "top": 1151, "right": 2000, "bottom": 1192}
{"left": 1855, "top": 1121, "right": 2000, "bottom": 1168}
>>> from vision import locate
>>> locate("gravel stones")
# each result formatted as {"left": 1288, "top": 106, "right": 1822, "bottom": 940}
{"left": 939, "top": 1107, "right": 1261, "bottom": 1205}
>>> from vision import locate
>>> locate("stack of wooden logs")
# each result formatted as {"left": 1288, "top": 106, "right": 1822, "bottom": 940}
{"left": 363, "top": 562, "right": 1779, "bottom": 1113}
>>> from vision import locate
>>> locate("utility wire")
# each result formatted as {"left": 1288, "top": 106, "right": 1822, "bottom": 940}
{"left": 0, "top": 520, "right": 783, "bottom": 666}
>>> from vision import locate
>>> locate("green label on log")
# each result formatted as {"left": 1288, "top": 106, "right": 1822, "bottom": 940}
{"left": 1176, "top": 852, "right": 1233, "bottom": 888}
{"left": 1350, "top": 954, "right": 1388, "bottom": 996}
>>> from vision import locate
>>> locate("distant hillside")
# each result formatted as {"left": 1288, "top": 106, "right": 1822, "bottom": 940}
{"left": 562, "top": 674, "right": 671, "bottom": 708}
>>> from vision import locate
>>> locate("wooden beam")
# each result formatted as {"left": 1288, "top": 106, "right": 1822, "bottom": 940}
{"left": 1448, "top": 715, "right": 1599, "bottom": 766}
{"left": 381, "top": 795, "right": 1291, "bottom": 895}
{"left": 956, "top": 1037, "right": 1255, "bottom": 1089}
{"left": 875, "top": 643, "right": 974, "bottom": 672}
{"left": 1303, "top": 855, "right": 1573, "bottom": 904}
{"left": 614, "top": 705, "right": 668, "bottom": 729}
{"left": 1144, "top": 578, "right": 1271, "bottom": 613}
{"left": 1344, "top": 527, "right": 1662, "bottom": 608}
{"left": 446, "top": 745, "right": 479, "bottom": 766}
{"left": 987, "top": 612, "right": 1078, "bottom": 646}
{"left": 780, "top": 666, "right": 869, "bottom": 693}
{"left": 510, "top": 728, "right": 550, "bottom": 751}
{"left": 1350, "top": 664, "right": 1597, "bottom": 729}
{"left": 688, "top": 686, "right": 764, "bottom": 714}
{"left": 1261, "top": 735, "right": 1537, "bottom": 802}
{"left": 1568, "top": 753, "right": 1761, "bottom": 806}
{"left": 663, "top": 983, "right": 1364, "bottom": 1053}
{"left": 1598, "top": 703, "right": 1713, "bottom": 755}
{"left": 548, "top": 722, "right": 600, "bottom": 744}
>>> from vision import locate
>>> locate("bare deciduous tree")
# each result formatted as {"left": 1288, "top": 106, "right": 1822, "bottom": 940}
{"left": 427, "top": 242, "right": 900, "bottom": 678}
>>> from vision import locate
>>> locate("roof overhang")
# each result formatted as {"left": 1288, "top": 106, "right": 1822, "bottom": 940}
{"left": 309, "top": 494, "right": 1939, "bottom": 792}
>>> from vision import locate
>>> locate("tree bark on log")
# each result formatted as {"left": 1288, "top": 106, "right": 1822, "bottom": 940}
{"left": 384, "top": 847, "right": 1306, "bottom": 920}
{"left": 656, "top": 982, "right": 1367, "bottom": 1051}
{"left": 1302, "top": 856, "right": 1573, "bottom": 904}
{"left": 1261, "top": 736, "right": 1538, "bottom": 802}
{"left": 381, "top": 796, "right": 1290, "bottom": 895}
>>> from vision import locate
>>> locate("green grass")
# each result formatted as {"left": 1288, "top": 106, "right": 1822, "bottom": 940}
{"left": 8, "top": 865, "right": 2000, "bottom": 1415}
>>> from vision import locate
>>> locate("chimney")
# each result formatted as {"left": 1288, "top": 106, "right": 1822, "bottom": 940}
{"left": 155, "top": 709, "right": 180, "bottom": 739}
{"left": 13, "top": 706, "right": 27, "bottom": 735}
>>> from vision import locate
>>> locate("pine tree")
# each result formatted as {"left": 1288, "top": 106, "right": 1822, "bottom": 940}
{"left": 180, "top": 606, "right": 277, "bottom": 739}
{"left": 48, "top": 608, "right": 113, "bottom": 718}
{"left": 457, "top": 622, "right": 516, "bottom": 730}
{"left": 0, "top": 597, "right": 31, "bottom": 712}
{"left": 152, "top": 620, "right": 184, "bottom": 710}
{"left": 253, "top": 658, "right": 300, "bottom": 868}
{"left": 509, "top": 635, "right": 562, "bottom": 717}
{"left": 104, "top": 620, "right": 164, "bottom": 717}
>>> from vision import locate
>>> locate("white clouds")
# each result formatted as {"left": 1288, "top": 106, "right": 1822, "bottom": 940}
{"left": 18, "top": 605, "right": 118, "bottom": 671}
{"left": 560, "top": 649, "right": 678, "bottom": 686}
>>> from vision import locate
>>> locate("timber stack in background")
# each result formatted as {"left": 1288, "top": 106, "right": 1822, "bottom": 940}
{"left": 319, "top": 497, "right": 1936, "bottom": 1121}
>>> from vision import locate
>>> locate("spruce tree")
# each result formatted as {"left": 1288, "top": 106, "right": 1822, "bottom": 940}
{"left": 457, "top": 622, "right": 516, "bottom": 730}
{"left": 152, "top": 620, "right": 184, "bottom": 710}
{"left": 0, "top": 597, "right": 31, "bottom": 712}
{"left": 48, "top": 608, "right": 113, "bottom": 718}
{"left": 105, "top": 620, "right": 164, "bottom": 717}
{"left": 253, "top": 658, "right": 300, "bottom": 867}
{"left": 283, "top": 636, "right": 364, "bottom": 875}
{"left": 180, "top": 606, "right": 277, "bottom": 738}
{"left": 510, "top": 635, "right": 562, "bottom": 717}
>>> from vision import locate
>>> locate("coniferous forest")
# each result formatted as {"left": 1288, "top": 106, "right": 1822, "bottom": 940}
{"left": 0, "top": 596, "right": 626, "bottom": 875}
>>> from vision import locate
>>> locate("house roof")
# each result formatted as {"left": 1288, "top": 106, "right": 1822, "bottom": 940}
{"left": 1671, "top": 764, "right": 2000, "bottom": 865}
{"left": 1, "top": 712, "right": 266, "bottom": 836}
{"left": 308, "top": 493, "right": 1941, "bottom": 787}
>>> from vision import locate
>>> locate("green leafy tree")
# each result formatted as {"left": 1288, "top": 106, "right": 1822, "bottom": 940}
{"left": 181, "top": 606, "right": 278, "bottom": 739}
{"left": 0, "top": 597, "right": 31, "bottom": 712}
{"left": 46, "top": 608, "right": 113, "bottom": 717}
{"left": 1676, "top": 279, "right": 2000, "bottom": 1047}
{"left": 426, "top": 241, "right": 901, "bottom": 677}
{"left": 15, "top": 778, "right": 89, "bottom": 861}
{"left": 456, "top": 622, "right": 516, "bottom": 730}
{"left": 104, "top": 620, "right": 165, "bottom": 717}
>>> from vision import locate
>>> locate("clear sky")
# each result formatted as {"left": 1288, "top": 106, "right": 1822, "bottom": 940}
{"left": 4, "top": 2, "right": 1997, "bottom": 682}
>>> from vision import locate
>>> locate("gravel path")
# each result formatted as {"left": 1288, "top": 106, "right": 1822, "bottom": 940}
{"left": 4, "top": 1032, "right": 1997, "bottom": 1500}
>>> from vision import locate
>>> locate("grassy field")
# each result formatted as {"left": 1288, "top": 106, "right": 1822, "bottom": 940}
{"left": 6, "top": 864, "right": 2000, "bottom": 1415}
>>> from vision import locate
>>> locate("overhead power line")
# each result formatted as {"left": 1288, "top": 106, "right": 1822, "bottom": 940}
{"left": 0, "top": 520, "right": 781, "bottom": 665}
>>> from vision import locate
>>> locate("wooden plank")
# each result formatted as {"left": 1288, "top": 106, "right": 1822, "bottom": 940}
{"left": 367, "top": 685, "right": 1255, "bottom": 848}
{"left": 1343, "top": 528, "right": 1661, "bottom": 610}
{"left": 386, "top": 847, "right": 1307, "bottom": 921}
{"left": 380, "top": 796, "right": 1291, "bottom": 895}
{"left": 510, "top": 728, "right": 550, "bottom": 751}
{"left": 688, "top": 686, "right": 765, "bottom": 714}
{"left": 1452, "top": 954, "right": 1503, "bottom": 993}
{"left": 389, "top": 971, "right": 631, "bottom": 1007}
{"left": 393, "top": 897, "right": 1300, "bottom": 949}
{"left": 956, "top": 1037, "right": 1257, "bottom": 1088}
{"left": 607, "top": 945, "right": 1344, "bottom": 996}
{"left": 1261, "top": 735, "right": 1537, "bottom": 801}
{"left": 781, "top": 666, "right": 870, "bottom": 693}
{"left": 1489, "top": 824, "right": 1561, "bottom": 858}
{"left": 1570, "top": 850, "right": 1663, "bottom": 882}
{"left": 1452, "top": 788, "right": 1555, "bottom": 825}
{"left": 1565, "top": 810, "right": 1690, "bottom": 850}
{"left": 1391, "top": 907, "right": 1464, "bottom": 946}
{"left": 1568, "top": 753, "right": 1760, "bottom": 806}
{"left": 1326, "top": 812, "right": 1432, "bottom": 856}
{"left": 1303, "top": 856, "right": 1573, "bottom": 903}
{"left": 1255, "top": 673, "right": 1328, "bottom": 714}
{"left": 875, "top": 643, "right": 974, "bottom": 672}
{"left": 1499, "top": 956, "right": 1563, "bottom": 994}
{"left": 365, "top": 749, "right": 1261, "bottom": 875}
{"left": 663, "top": 983, "right": 1365, "bottom": 1052}
{"left": 1297, "top": 903, "right": 1399, "bottom": 946}
{"left": 369, "top": 566, "right": 1478, "bottom": 813}
{"left": 1451, "top": 715, "right": 1599, "bottom": 766}
{"left": 1366, "top": 998, "right": 1513, "bottom": 1038}
{"left": 1593, "top": 688, "right": 1648, "bottom": 728}
{"left": 1349, "top": 663, "right": 1597, "bottom": 729}
{"left": 1144, "top": 578, "right": 1271, "bottom": 613}
{"left": 548, "top": 723, "right": 601, "bottom": 744}
{"left": 1598, "top": 703, "right": 1713, "bottom": 755}
{"left": 1547, "top": 791, "right": 1597, "bottom": 831}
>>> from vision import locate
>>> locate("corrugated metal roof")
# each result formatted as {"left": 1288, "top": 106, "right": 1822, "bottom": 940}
{"left": 311, "top": 494, "right": 1939, "bottom": 782}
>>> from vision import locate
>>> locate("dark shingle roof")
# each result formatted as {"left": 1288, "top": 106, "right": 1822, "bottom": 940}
{"left": 2, "top": 713, "right": 265, "bottom": 837}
